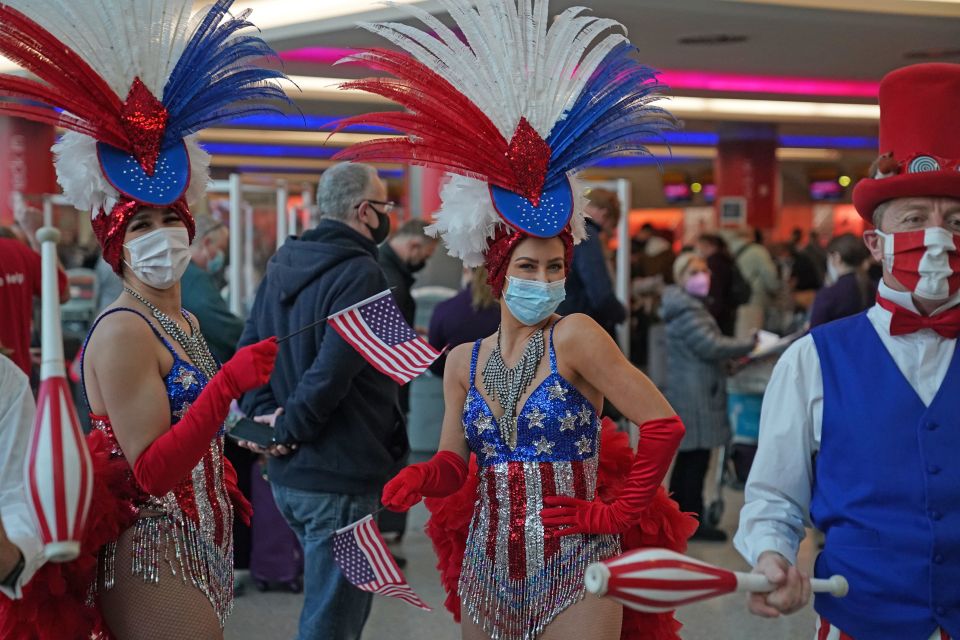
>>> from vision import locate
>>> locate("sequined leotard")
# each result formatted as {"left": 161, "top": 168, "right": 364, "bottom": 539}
{"left": 81, "top": 308, "right": 235, "bottom": 626}
{"left": 459, "top": 322, "right": 621, "bottom": 640}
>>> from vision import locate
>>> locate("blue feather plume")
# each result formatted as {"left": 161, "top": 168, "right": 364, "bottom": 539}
{"left": 162, "top": 0, "right": 291, "bottom": 145}
{"left": 545, "top": 42, "right": 676, "bottom": 187}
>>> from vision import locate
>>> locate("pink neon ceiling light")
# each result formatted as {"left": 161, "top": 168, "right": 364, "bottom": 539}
{"left": 280, "top": 47, "right": 879, "bottom": 98}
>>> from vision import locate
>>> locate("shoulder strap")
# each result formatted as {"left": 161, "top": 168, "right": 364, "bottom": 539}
{"left": 734, "top": 243, "right": 752, "bottom": 260}
{"left": 547, "top": 319, "right": 564, "bottom": 375}
{"left": 469, "top": 339, "right": 482, "bottom": 389}
{"left": 80, "top": 307, "right": 176, "bottom": 409}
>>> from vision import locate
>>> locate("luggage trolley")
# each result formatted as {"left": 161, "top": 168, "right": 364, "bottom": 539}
{"left": 703, "top": 340, "right": 796, "bottom": 528}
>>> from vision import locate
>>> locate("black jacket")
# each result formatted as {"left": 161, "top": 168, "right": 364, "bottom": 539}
{"left": 238, "top": 219, "right": 406, "bottom": 494}
{"left": 558, "top": 219, "right": 625, "bottom": 334}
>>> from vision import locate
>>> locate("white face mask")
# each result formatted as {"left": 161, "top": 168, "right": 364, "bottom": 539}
{"left": 123, "top": 227, "right": 191, "bottom": 290}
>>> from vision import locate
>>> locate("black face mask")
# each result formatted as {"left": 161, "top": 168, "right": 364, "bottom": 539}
{"left": 366, "top": 207, "right": 391, "bottom": 245}
{"left": 407, "top": 259, "right": 427, "bottom": 273}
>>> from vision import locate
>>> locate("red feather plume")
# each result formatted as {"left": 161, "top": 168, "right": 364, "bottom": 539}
{"left": 0, "top": 4, "right": 128, "bottom": 149}
{"left": 333, "top": 48, "right": 551, "bottom": 199}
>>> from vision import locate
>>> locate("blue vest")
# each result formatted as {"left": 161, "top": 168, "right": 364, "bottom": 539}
{"left": 810, "top": 312, "right": 960, "bottom": 640}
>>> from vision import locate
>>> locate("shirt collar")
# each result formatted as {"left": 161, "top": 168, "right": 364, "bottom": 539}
{"left": 876, "top": 280, "right": 960, "bottom": 317}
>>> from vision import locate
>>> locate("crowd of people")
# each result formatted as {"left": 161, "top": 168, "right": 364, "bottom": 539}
{"left": 1, "top": 1, "right": 959, "bottom": 640}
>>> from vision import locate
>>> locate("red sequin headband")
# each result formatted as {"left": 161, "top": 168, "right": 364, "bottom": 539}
{"left": 92, "top": 197, "right": 194, "bottom": 275}
{"left": 485, "top": 226, "right": 574, "bottom": 298}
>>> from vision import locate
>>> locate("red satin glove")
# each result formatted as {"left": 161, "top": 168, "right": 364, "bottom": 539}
{"left": 133, "top": 338, "right": 278, "bottom": 496}
{"left": 381, "top": 450, "right": 468, "bottom": 512}
{"left": 541, "top": 416, "right": 685, "bottom": 536}
{"left": 223, "top": 457, "right": 253, "bottom": 526}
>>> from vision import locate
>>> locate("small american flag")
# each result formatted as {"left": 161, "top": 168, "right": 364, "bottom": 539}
{"left": 328, "top": 290, "right": 441, "bottom": 385}
{"left": 332, "top": 514, "right": 431, "bottom": 611}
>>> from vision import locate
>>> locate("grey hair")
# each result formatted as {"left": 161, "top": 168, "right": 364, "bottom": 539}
{"left": 193, "top": 215, "right": 225, "bottom": 240}
{"left": 872, "top": 201, "right": 891, "bottom": 229}
{"left": 316, "top": 162, "right": 379, "bottom": 221}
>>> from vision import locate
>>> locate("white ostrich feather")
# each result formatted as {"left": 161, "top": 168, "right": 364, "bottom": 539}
{"left": 53, "top": 131, "right": 211, "bottom": 215}
{"left": 4, "top": 0, "right": 194, "bottom": 98}
{"left": 52, "top": 132, "right": 119, "bottom": 215}
{"left": 428, "top": 173, "right": 588, "bottom": 265}
{"left": 354, "top": 0, "right": 628, "bottom": 140}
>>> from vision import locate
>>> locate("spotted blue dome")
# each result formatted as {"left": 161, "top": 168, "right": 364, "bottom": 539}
{"left": 97, "top": 141, "right": 190, "bottom": 207}
{"left": 490, "top": 178, "right": 573, "bottom": 238}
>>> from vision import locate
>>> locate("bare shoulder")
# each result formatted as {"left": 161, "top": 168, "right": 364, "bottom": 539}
{"left": 553, "top": 313, "right": 607, "bottom": 345}
{"left": 86, "top": 308, "right": 159, "bottom": 369}
{"left": 445, "top": 342, "right": 474, "bottom": 383}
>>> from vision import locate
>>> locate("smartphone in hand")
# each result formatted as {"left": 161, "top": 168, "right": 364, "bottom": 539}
{"left": 227, "top": 417, "right": 275, "bottom": 448}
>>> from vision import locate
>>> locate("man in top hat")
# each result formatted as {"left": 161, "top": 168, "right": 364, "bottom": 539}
{"left": 735, "top": 62, "right": 960, "bottom": 640}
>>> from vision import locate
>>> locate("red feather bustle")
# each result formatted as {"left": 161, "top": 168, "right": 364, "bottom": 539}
{"left": 0, "top": 5, "right": 127, "bottom": 148}
{"left": 332, "top": 48, "right": 552, "bottom": 200}
{"left": 484, "top": 226, "right": 575, "bottom": 298}
{"left": 92, "top": 197, "right": 195, "bottom": 275}
{"left": 424, "top": 419, "right": 697, "bottom": 639}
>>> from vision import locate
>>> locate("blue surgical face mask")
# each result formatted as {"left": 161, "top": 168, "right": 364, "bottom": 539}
{"left": 207, "top": 249, "right": 225, "bottom": 274}
{"left": 503, "top": 276, "right": 566, "bottom": 326}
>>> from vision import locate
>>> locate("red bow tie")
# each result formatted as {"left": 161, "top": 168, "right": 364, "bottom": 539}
{"left": 876, "top": 296, "right": 960, "bottom": 339}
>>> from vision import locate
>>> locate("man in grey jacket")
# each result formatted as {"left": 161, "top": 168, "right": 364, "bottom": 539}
{"left": 724, "top": 228, "right": 781, "bottom": 339}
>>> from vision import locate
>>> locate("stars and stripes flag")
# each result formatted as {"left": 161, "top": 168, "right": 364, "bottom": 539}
{"left": 327, "top": 290, "right": 441, "bottom": 385}
{"left": 332, "top": 514, "right": 431, "bottom": 611}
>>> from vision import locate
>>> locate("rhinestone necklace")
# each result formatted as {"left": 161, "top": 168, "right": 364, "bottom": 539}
{"left": 124, "top": 286, "right": 219, "bottom": 380}
{"left": 481, "top": 326, "right": 544, "bottom": 449}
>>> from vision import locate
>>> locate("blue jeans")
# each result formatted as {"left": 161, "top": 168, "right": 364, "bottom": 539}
{"left": 272, "top": 485, "right": 380, "bottom": 640}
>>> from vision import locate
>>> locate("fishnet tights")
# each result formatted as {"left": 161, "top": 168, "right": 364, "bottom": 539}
{"left": 99, "top": 524, "right": 224, "bottom": 640}
{"left": 461, "top": 592, "right": 623, "bottom": 640}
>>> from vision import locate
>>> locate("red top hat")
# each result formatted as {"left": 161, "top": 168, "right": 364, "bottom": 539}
{"left": 853, "top": 63, "right": 960, "bottom": 222}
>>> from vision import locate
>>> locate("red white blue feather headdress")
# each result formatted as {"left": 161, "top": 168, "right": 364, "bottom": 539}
{"left": 333, "top": 0, "right": 675, "bottom": 267}
{"left": 0, "top": 0, "right": 288, "bottom": 270}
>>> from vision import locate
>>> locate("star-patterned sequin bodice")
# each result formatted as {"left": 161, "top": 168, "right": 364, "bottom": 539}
{"left": 463, "top": 326, "right": 600, "bottom": 466}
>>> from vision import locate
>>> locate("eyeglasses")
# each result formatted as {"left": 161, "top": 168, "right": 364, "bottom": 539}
{"left": 355, "top": 199, "right": 396, "bottom": 215}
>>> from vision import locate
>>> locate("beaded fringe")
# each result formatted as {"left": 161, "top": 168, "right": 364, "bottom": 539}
{"left": 101, "top": 515, "right": 234, "bottom": 627}
{"left": 459, "top": 534, "right": 621, "bottom": 640}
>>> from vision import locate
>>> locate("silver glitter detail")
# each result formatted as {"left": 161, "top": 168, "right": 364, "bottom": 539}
{"left": 584, "top": 455, "right": 600, "bottom": 500}
{"left": 575, "top": 435, "right": 592, "bottom": 455}
{"left": 532, "top": 436, "right": 555, "bottom": 455}
{"left": 482, "top": 442, "right": 498, "bottom": 459}
{"left": 482, "top": 327, "right": 545, "bottom": 450}
{"left": 578, "top": 404, "right": 592, "bottom": 426}
{"left": 559, "top": 410, "right": 578, "bottom": 432}
{"left": 546, "top": 381, "right": 567, "bottom": 401}
{"left": 553, "top": 462, "right": 580, "bottom": 558}
{"left": 526, "top": 407, "right": 545, "bottom": 429}
{"left": 473, "top": 414, "right": 495, "bottom": 435}
{"left": 523, "top": 463, "right": 544, "bottom": 579}
{"left": 494, "top": 463, "right": 511, "bottom": 574}
{"left": 460, "top": 463, "right": 621, "bottom": 640}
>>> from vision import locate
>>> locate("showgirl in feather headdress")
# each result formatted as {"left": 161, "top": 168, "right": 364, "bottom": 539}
{"left": 336, "top": 2, "right": 697, "bottom": 640}
{"left": 0, "top": 2, "right": 286, "bottom": 638}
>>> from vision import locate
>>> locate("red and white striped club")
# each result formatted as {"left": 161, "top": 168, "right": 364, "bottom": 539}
{"left": 585, "top": 548, "right": 848, "bottom": 613}
{"left": 23, "top": 227, "right": 94, "bottom": 563}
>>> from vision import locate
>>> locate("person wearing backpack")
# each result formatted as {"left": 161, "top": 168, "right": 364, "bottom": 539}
{"left": 697, "top": 234, "right": 751, "bottom": 336}
{"left": 724, "top": 228, "right": 782, "bottom": 339}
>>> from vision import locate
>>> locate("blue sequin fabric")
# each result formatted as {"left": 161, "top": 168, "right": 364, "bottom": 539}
{"left": 458, "top": 323, "right": 621, "bottom": 640}
{"left": 82, "top": 307, "right": 234, "bottom": 626}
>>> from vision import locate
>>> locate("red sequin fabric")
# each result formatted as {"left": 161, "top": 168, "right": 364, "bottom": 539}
{"left": 506, "top": 118, "right": 551, "bottom": 206}
{"left": 120, "top": 77, "right": 168, "bottom": 176}
{"left": 92, "top": 196, "right": 194, "bottom": 274}
{"left": 485, "top": 226, "right": 575, "bottom": 298}
{"left": 86, "top": 352, "right": 235, "bottom": 627}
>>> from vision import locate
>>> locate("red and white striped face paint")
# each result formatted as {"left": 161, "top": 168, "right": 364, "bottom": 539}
{"left": 877, "top": 227, "right": 960, "bottom": 301}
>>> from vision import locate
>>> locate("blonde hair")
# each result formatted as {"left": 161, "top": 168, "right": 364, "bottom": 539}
{"left": 470, "top": 266, "right": 497, "bottom": 310}
{"left": 672, "top": 251, "right": 702, "bottom": 283}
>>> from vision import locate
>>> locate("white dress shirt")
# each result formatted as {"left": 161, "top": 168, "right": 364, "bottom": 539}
{"left": 0, "top": 356, "right": 44, "bottom": 599}
{"left": 734, "top": 281, "right": 960, "bottom": 566}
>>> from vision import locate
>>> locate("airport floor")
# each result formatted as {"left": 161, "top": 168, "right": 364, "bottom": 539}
{"left": 225, "top": 476, "right": 819, "bottom": 640}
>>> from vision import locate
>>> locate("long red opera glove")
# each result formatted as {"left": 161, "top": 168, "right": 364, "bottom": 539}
{"left": 381, "top": 450, "right": 469, "bottom": 512}
{"left": 223, "top": 457, "right": 253, "bottom": 526}
{"left": 541, "top": 415, "right": 685, "bottom": 536}
{"left": 133, "top": 338, "right": 278, "bottom": 496}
